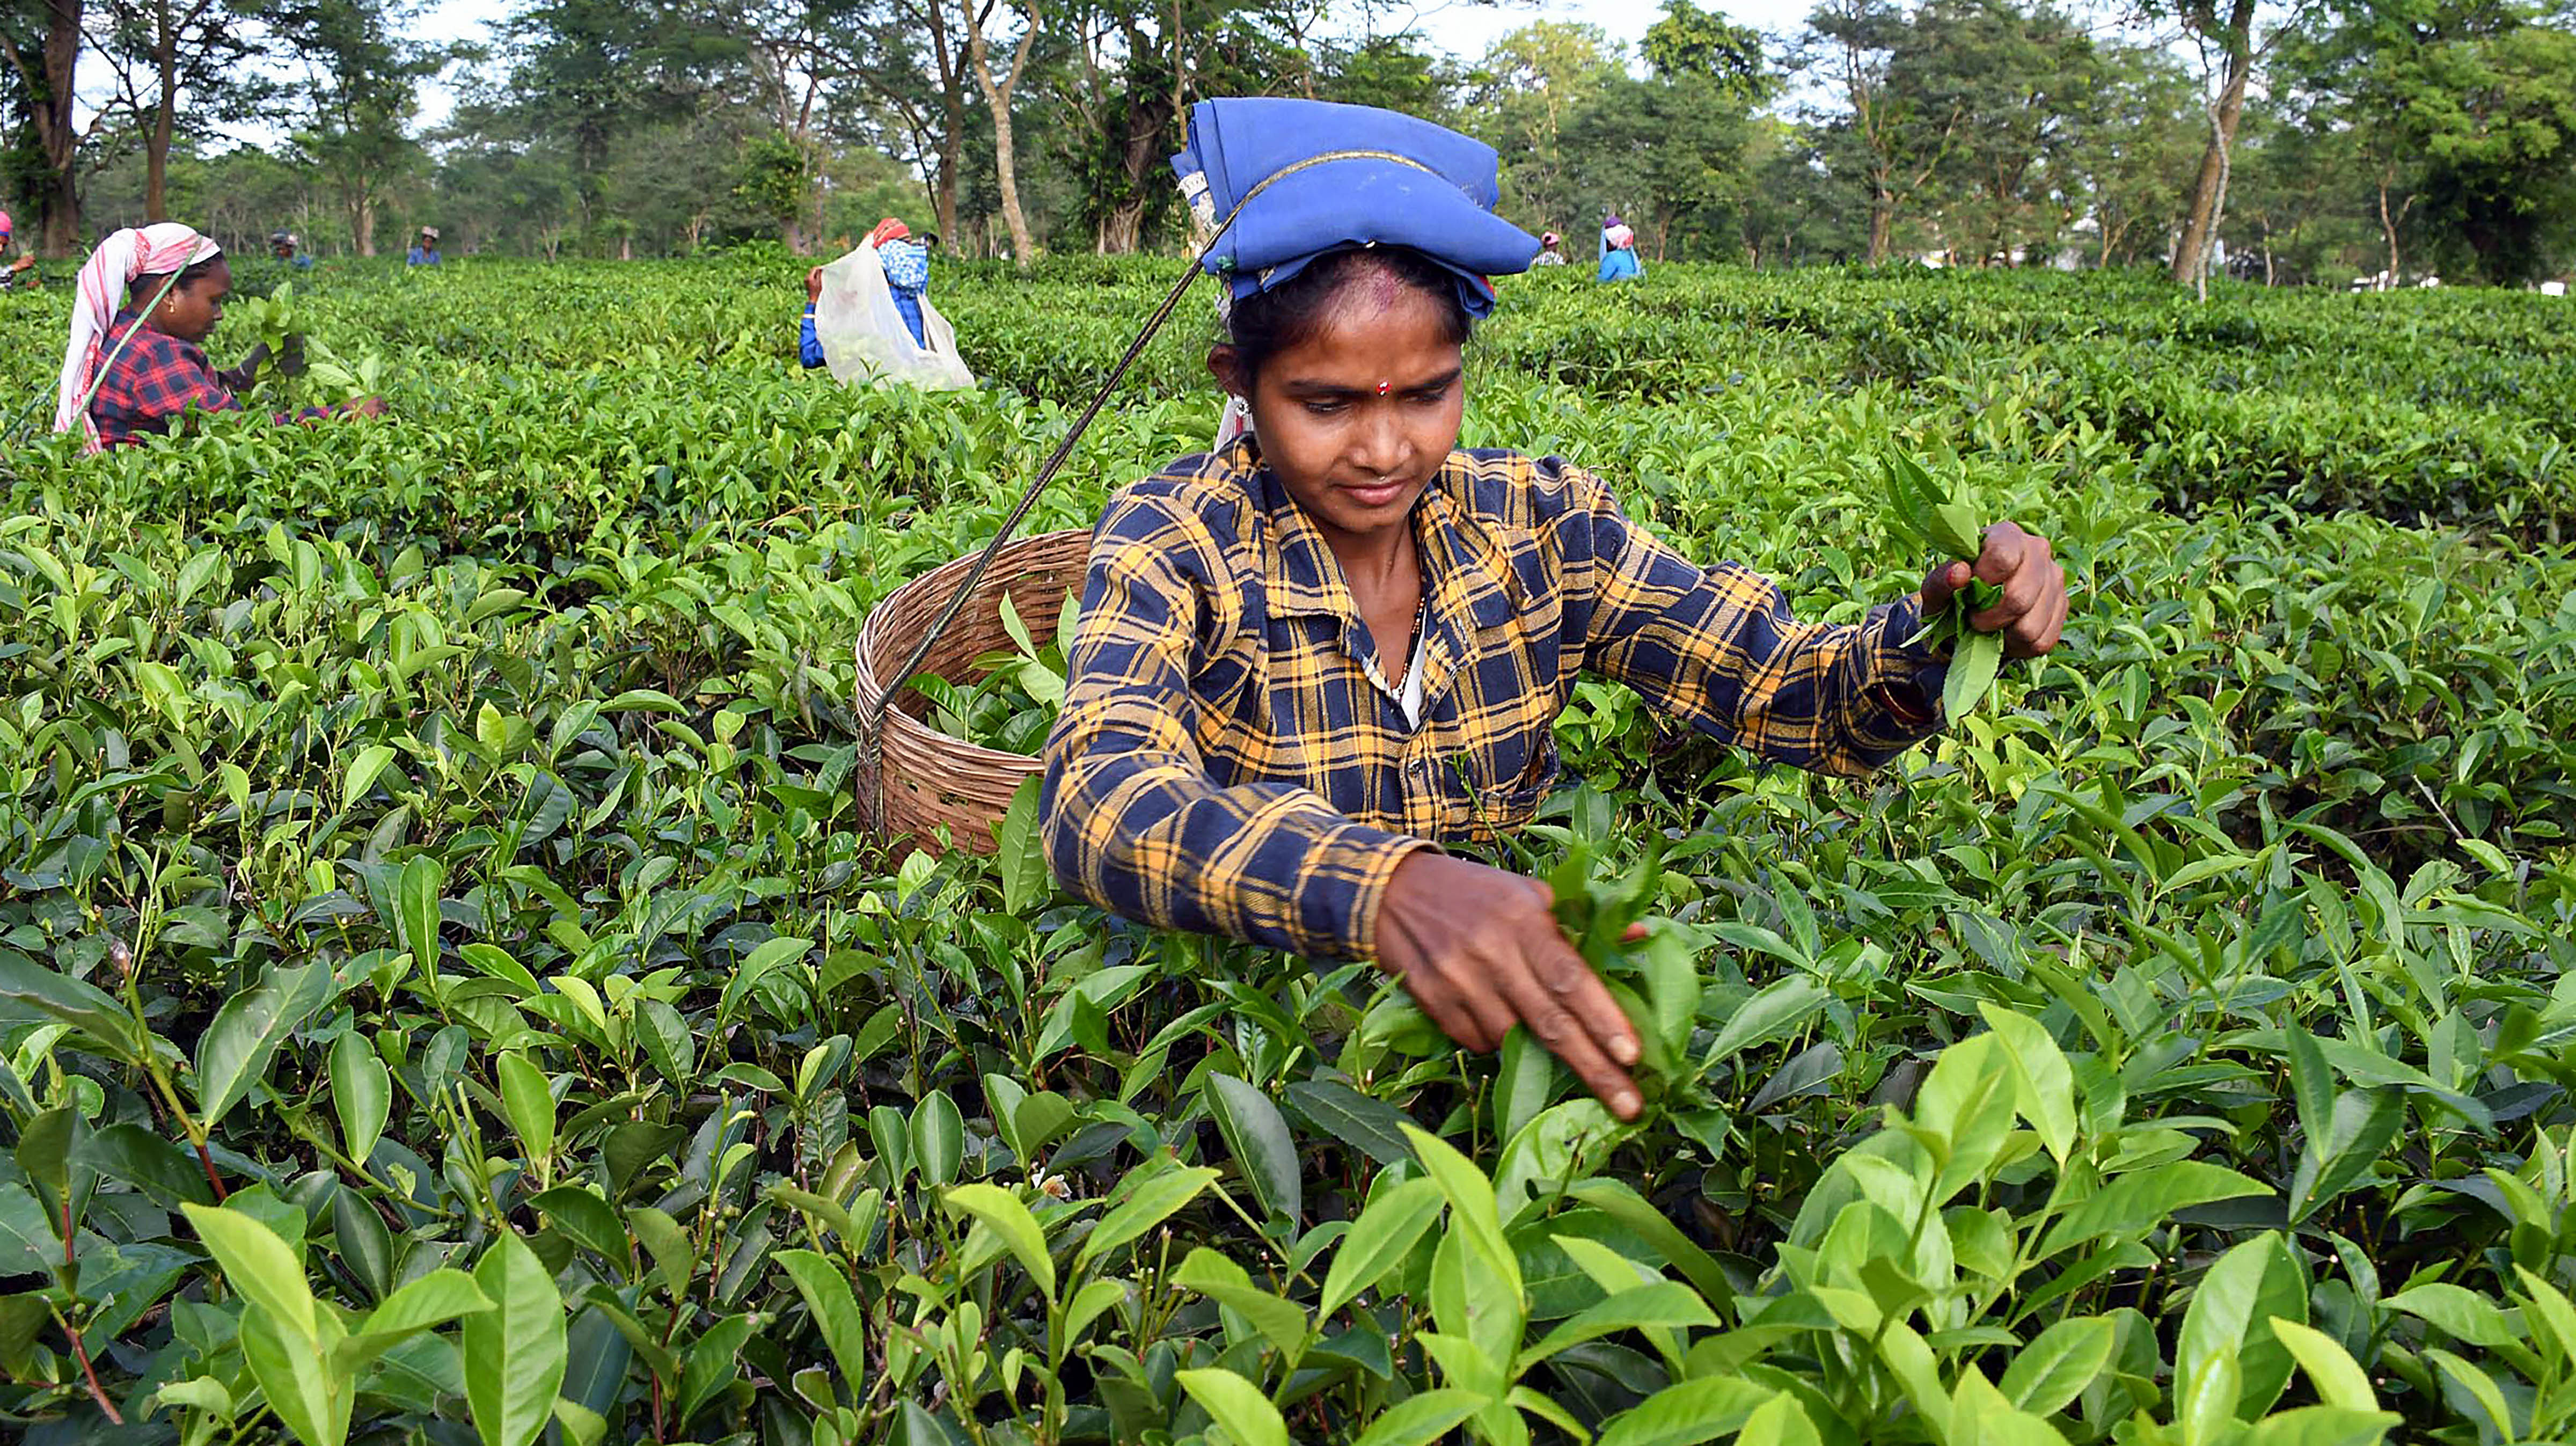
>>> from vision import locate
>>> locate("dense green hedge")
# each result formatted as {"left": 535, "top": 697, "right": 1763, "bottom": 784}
{"left": 0, "top": 260, "right": 2571, "bottom": 1445}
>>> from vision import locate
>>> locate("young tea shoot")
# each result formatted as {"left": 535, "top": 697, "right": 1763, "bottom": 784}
{"left": 1885, "top": 451, "right": 2010, "bottom": 718}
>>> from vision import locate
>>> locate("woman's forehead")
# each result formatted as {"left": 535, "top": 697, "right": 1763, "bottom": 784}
{"left": 1274, "top": 295, "right": 1460, "bottom": 377}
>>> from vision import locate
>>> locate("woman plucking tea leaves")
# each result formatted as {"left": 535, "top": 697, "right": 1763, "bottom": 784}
{"left": 1041, "top": 99, "right": 2069, "bottom": 1123}
{"left": 53, "top": 224, "right": 383, "bottom": 452}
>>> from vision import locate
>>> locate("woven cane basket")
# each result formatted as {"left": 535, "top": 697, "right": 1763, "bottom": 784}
{"left": 854, "top": 527, "right": 1093, "bottom": 856}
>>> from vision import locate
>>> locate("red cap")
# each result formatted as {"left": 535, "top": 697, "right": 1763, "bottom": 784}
{"left": 867, "top": 218, "right": 912, "bottom": 247}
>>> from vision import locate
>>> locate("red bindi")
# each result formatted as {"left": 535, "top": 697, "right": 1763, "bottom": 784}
{"left": 1377, "top": 380, "right": 1391, "bottom": 396}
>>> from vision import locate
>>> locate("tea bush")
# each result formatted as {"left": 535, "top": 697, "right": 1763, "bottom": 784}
{"left": 0, "top": 259, "right": 2572, "bottom": 1445}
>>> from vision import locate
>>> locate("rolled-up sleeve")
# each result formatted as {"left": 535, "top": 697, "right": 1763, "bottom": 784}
{"left": 799, "top": 305, "right": 826, "bottom": 368}
{"left": 1569, "top": 472, "right": 1945, "bottom": 777}
{"left": 1041, "top": 492, "right": 1431, "bottom": 960}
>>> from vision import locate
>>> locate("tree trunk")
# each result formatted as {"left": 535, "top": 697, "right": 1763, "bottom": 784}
{"left": 141, "top": 3, "right": 174, "bottom": 219}
{"left": 1097, "top": 202, "right": 1144, "bottom": 253}
{"left": 811, "top": 164, "right": 827, "bottom": 255}
{"left": 920, "top": 0, "right": 966, "bottom": 243}
{"left": 1099, "top": 81, "right": 1172, "bottom": 257}
{"left": 964, "top": 0, "right": 1039, "bottom": 268}
{"left": 2169, "top": 0, "right": 2255, "bottom": 287}
{"left": 5, "top": 0, "right": 87, "bottom": 253}
{"left": 1866, "top": 185, "right": 1893, "bottom": 266}
{"left": 354, "top": 191, "right": 375, "bottom": 257}
{"left": 2377, "top": 180, "right": 2402, "bottom": 287}
{"left": 2198, "top": 130, "right": 2231, "bottom": 299}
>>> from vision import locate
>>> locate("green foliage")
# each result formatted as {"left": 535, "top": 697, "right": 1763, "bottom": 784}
{"left": 231, "top": 280, "right": 303, "bottom": 356}
{"left": 0, "top": 257, "right": 2571, "bottom": 1444}
{"left": 912, "top": 591, "right": 1078, "bottom": 757}
{"left": 1883, "top": 452, "right": 2009, "bottom": 717}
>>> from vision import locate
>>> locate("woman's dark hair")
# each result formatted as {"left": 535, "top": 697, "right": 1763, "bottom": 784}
{"left": 135, "top": 255, "right": 226, "bottom": 300}
{"left": 1225, "top": 245, "right": 1473, "bottom": 379}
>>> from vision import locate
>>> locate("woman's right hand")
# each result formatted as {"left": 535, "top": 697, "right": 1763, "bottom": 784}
{"left": 805, "top": 266, "right": 824, "bottom": 303}
{"left": 1374, "top": 850, "right": 1642, "bottom": 1120}
{"left": 336, "top": 396, "right": 388, "bottom": 418}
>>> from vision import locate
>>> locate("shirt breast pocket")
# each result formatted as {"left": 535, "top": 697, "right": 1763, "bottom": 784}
{"left": 1437, "top": 731, "right": 1562, "bottom": 840}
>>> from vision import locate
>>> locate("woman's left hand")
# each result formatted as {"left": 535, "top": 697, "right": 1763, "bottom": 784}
{"left": 217, "top": 342, "right": 272, "bottom": 394}
{"left": 1919, "top": 520, "right": 2068, "bottom": 658}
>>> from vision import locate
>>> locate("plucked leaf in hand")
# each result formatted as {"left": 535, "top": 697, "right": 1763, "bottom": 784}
{"left": 1944, "top": 628, "right": 2007, "bottom": 719}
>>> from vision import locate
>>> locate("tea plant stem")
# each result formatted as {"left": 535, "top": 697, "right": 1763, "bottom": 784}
{"left": 52, "top": 1304, "right": 125, "bottom": 1425}
{"left": 1998, "top": 1158, "right": 2088, "bottom": 1328}
{"left": 2415, "top": 778, "right": 2466, "bottom": 841}
{"left": 140, "top": 1062, "right": 228, "bottom": 1202}
{"left": 279, "top": 1103, "right": 445, "bottom": 1220}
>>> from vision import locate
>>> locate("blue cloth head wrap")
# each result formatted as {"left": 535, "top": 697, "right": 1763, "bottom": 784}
{"left": 1172, "top": 98, "right": 1540, "bottom": 320}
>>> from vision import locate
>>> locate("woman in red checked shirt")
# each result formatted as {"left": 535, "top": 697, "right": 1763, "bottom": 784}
{"left": 53, "top": 223, "right": 383, "bottom": 451}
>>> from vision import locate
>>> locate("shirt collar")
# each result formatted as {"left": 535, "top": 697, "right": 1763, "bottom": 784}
{"left": 1240, "top": 440, "right": 1350, "bottom": 619}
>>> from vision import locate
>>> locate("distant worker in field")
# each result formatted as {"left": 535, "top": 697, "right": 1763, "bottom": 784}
{"left": 869, "top": 218, "right": 933, "bottom": 348}
{"left": 406, "top": 227, "right": 441, "bottom": 266}
{"left": 800, "top": 218, "right": 935, "bottom": 365}
{"left": 1598, "top": 222, "right": 1643, "bottom": 283}
{"left": 0, "top": 210, "right": 36, "bottom": 288}
{"left": 1044, "top": 98, "right": 2069, "bottom": 1124}
{"left": 1531, "top": 231, "right": 1567, "bottom": 267}
{"left": 800, "top": 217, "right": 971, "bottom": 388}
{"left": 270, "top": 231, "right": 314, "bottom": 270}
{"left": 54, "top": 223, "right": 384, "bottom": 451}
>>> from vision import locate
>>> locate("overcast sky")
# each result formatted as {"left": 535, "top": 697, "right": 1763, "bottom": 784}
{"left": 395, "top": 0, "right": 1821, "bottom": 132}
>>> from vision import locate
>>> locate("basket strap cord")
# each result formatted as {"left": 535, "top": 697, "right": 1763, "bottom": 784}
{"left": 858, "top": 148, "right": 1440, "bottom": 832}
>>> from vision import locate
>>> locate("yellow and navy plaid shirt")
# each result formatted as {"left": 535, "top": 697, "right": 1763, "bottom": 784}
{"left": 1040, "top": 439, "right": 1946, "bottom": 962}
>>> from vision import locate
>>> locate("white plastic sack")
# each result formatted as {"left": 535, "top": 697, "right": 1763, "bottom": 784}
{"left": 814, "top": 243, "right": 975, "bottom": 391}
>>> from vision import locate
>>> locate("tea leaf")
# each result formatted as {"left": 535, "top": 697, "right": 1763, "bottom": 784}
{"left": 185, "top": 1202, "right": 317, "bottom": 1339}
{"left": 1997, "top": 1315, "right": 2116, "bottom": 1416}
{"left": 1943, "top": 627, "right": 2008, "bottom": 720}
{"left": 331, "top": 1031, "right": 391, "bottom": 1164}
{"left": 1205, "top": 1073, "right": 1301, "bottom": 1225}
{"left": 495, "top": 1050, "right": 556, "bottom": 1169}
{"left": 463, "top": 1232, "right": 568, "bottom": 1446}
{"left": 1080, "top": 1159, "right": 1221, "bottom": 1267}
{"left": 944, "top": 1182, "right": 1058, "bottom": 1304}
{"left": 1594, "top": 1377, "right": 1777, "bottom": 1446}
{"left": 1318, "top": 1176, "right": 1444, "bottom": 1318}
{"left": 1349, "top": 1389, "right": 1487, "bottom": 1446}
{"left": 775, "top": 1248, "right": 872, "bottom": 1384}
{"left": 1175, "top": 1367, "right": 1287, "bottom": 1446}
{"left": 0, "top": 948, "right": 145, "bottom": 1062}
{"left": 1285, "top": 1079, "right": 1417, "bottom": 1167}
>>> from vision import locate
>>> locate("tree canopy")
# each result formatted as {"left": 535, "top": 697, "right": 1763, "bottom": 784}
{"left": 4, "top": 0, "right": 2568, "bottom": 283}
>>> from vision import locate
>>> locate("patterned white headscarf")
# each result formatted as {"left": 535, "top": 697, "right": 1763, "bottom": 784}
{"left": 56, "top": 223, "right": 222, "bottom": 447}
